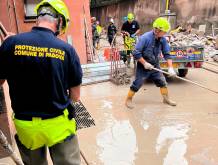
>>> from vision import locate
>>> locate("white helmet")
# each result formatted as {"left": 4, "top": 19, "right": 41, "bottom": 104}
{"left": 109, "top": 18, "right": 114, "bottom": 23}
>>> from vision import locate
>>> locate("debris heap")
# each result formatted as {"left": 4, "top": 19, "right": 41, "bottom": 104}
{"left": 169, "top": 30, "right": 218, "bottom": 62}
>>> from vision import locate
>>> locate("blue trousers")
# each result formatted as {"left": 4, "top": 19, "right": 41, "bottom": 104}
{"left": 130, "top": 67, "right": 167, "bottom": 92}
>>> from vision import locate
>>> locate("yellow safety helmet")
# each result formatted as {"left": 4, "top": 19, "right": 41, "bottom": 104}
{"left": 127, "top": 13, "right": 134, "bottom": 21}
{"left": 34, "top": 0, "right": 70, "bottom": 33}
{"left": 153, "top": 17, "right": 171, "bottom": 32}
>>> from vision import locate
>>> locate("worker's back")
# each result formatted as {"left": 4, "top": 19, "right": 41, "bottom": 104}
{"left": 1, "top": 26, "right": 82, "bottom": 117}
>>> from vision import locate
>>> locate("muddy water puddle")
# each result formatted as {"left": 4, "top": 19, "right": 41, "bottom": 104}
{"left": 80, "top": 80, "right": 218, "bottom": 165}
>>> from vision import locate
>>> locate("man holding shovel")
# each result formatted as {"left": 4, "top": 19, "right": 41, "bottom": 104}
{"left": 125, "top": 17, "right": 177, "bottom": 108}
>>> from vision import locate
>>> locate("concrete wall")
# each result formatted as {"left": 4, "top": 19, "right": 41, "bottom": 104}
{"left": 91, "top": 0, "right": 162, "bottom": 34}
{"left": 172, "top": 0, "right": 218, "bottom": 32}
{"left": 91, "top": 0, "right": 218, "bottom": 34}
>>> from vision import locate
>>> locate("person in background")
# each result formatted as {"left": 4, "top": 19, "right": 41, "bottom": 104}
{"left": 121, "top": 13, "right": 140, "bottom": 67}
{"left": 96, "top": 20, "right": 102, "bottom": 50}
{"left": 0, "top": 0, "right": 82, "bottom": 164}
{"left": 91, "top": 16, "right": 98, "bottom": 50}
{"left": 122, "top": 16, "right": 128, "bottom": 23}
{"left": 107, "top": 18, "right": 117, "bottom": 46}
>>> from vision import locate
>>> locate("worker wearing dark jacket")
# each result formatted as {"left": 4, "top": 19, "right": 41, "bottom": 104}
{"left": 121, "top": 13, "right": 140, "bottom": 37}
{"left": 121, "top": 13, "right": 140, "bottom": 66}
{"left": 107, "top": 18, "right": 117, "bottom": 46}
{"left": 0, "top": 0, "right": 82, "bottom": 164}
{"left": 125, "top": 17, "right": 177, "bottom": 108}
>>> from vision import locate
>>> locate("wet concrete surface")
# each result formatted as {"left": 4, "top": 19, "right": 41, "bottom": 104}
{"left": 78, "top": 68, "right": 218, "bottom": 165}
{"left": 0, "top": 68, "right": 217, "bottom": 165}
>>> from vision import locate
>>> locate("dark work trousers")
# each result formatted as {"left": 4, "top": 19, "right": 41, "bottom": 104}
{"left": 130, "top": 65, "right": 167, "bottom": 92}
{"left": 108, "top": 35, "right": 116, "bottom": 46}
{"left": 15, "top": 134, "right": 81, "bottom": 165}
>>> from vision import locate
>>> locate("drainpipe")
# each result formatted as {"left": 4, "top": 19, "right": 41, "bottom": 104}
{"left": 12, "top": 0, "right": 19, "bottom": 33}
{"left": 166, "top": 0, "right": 169, "bottom": 11}
{"left": 6, "top": 0, "right": 13, "bottom": 32}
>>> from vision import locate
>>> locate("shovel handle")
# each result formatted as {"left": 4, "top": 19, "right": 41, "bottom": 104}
{"left": 152, "top": 67, "right": 218, "bottom": 94}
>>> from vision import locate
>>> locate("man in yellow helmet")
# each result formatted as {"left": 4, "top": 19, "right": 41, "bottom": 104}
{"left": 125, "top": 17, "right": 177, "bottom": 108}
{"left": 0, "top": 0, "right": 82, "bottom": 164}
{"left": 121, "top": 13, "right": 140, "bottom": 38}
{"left": 121, "top": 13, "right": 140, "bottom": 67}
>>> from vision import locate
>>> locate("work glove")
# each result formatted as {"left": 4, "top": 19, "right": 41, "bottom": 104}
{"left": 67, "top": 103, "right": 76, "bottom": 120}
{"left": 124, "top": 32, "right": 130, "bottom": 37}
{"left": 168, "top": 67, "right": 176, "bottom": 77}
{"left": 131, "top": 34, "right": 136, "bottom": 38}
{"left": 143, "top": 62, "right": 154, "bottom": 70}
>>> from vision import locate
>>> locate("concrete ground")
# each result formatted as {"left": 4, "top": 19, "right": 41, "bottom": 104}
{"left": 1, "top": 44, "right": 218, "bottom": 164}
{"left": 77, "top": 67, "right": 218, "bottom": 165}
{"left": 1, "top": 68, "right": 218, "bottom": 165}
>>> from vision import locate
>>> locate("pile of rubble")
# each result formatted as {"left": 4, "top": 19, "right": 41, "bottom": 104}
{"left": 169, "top": 30, "right": 218, "bottom": 63}
{"left": 98, "top": 29, "right": 218, "bottom": 63}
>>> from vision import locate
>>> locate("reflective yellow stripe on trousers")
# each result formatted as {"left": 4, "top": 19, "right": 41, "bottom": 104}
{"left": 13, "top": 109, "right": 76, "bottom": 150}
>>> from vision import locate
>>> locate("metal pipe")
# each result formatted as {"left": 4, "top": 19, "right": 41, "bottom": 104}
{"left": 12, "top": 0, "right": 19, "bottom": 33}
{"left": 0, "top": 22, "right": 8, "bottom": 37}
{"left": 80, "top": 150, "right": 90, "bottom": 165}
{"left": 166, "top": 0, "right": 169, "bottom": 11}
{"left": 152, "top": 67, "right": 218, "bottom": 94}
{"left": 0, "top": 130, "right": 24, "bottom": 165}
{"left": 6, "top": 0, "right": 13, "bottom": 32}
